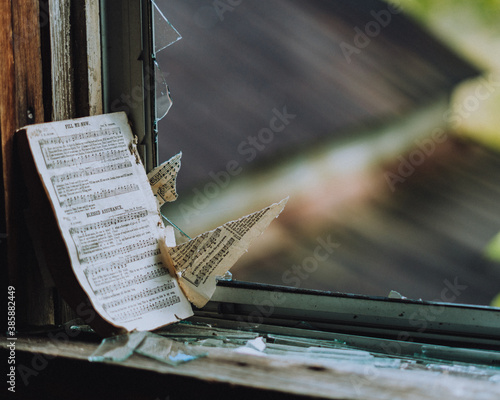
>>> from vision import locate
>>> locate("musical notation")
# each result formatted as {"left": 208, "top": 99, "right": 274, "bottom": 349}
{"left": 60, "top": 183, "right": 139, "bottom": 208}
{"left": 39, "top": 127, "right": 121, "bottom": 145}
{"left": 102, "top": 282, "right": 175, "bottom": 310}
{"left": 182, "top": 236, "right": 235, "bottom": 287}
{"left": 94, "top": 266, "right": 168, "bottom": 297}
{"left": 111, "top": 294, "right": 182, "bottom": 322}
{"left": 40, "top": 128, "right": 126, "bottom": 170}
{"left": 148, "top": 158, "right": 180, "bottom": 186}
{"left": 170, "top": 229, "right": 222, "bottom": 268}
{"left": 50, "top": 161, "right": 132, "bottom": 184}
{"left": 44, "top": 148, "right": 129, "bottom": 170}
{"left": 69, "top": 210, "right": 148, "bottom": 235}
{"left": 125, "top": 248, "right": 161, "bottom": 264}
{"left": 157, "top": 184, "right": 175, "bottom": 201}
{"left": 80, "top": 238, "right": 158, "bottom": 264}
{"left": 84, "top": 260, "right": 128, "bottom": 277}
{"left": 224, "top": 208, "right": 269, "bottom": 240}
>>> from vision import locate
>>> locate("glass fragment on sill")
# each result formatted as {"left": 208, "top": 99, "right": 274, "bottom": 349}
{"left": 89, "top": 331, "right": 205, "bottom": 366}
{"left": 155, "top": 60, "right": 173, "bottom": 121}
{"left": 305, "top": 347, "right": 373, "bottom": 360}
{"left": 194, "top": 338, "right": 250, "bottom": 349}
{"left": 135, "top": 331, "right": 207, "bottom": 366}
{"left": 424, "top": 363, "right": 498, "bottom": 376}
{"left": 419, "top": 345, "right": 500, "bottom": 366}
{"left": 234, "top": 337, "right": 267, "bottom": 356}
{"left": 88, "top": 331, "right": 146, "bottom": 362}
{"left": 157, "top": 322, "right": 259, "bottom": 341}
{"left": 422, "top": 363, "right": 500, "bottom": 381}
{"left": 195, "top": 338, "right": 230, "bottom": 348}
{"left": 293, "top": 321, "right": 315, "bottom": 330}
{"left": 151, "top": 0, "right": 181, "bottom": 53}
{"left": 216, "top": 271, "right": 233, "bottom": 282}
{"left": 388, "top": 290, "right": 407, "bottom": 299}
{"left": 63, "top": 319, "right": 94, "bottom": 334}
{"left": 373, "top": 358, "right": 403, "bottom": 369}
{"left": 264, "top": 344, "right": 375, "bottom": 362}
{"left": 266, "top": 334, "right": 346, "bottom": 348}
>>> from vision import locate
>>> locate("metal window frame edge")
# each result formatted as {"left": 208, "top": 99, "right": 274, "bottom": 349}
{"left": 100, "top": 0, "right": 157, "bottom": 172}
{"left": 197, "top": 281, "right": 500, "bottom": 353}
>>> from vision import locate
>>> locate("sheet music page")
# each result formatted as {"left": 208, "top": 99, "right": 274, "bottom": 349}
{"left": 161, "top": 198, "right": 288, "bottom": 307}
{"left": 147, "top": 152, "right": 182, "bottom": 207}
{"left": 24, "top": 112, "right": 193, "bottom": 331}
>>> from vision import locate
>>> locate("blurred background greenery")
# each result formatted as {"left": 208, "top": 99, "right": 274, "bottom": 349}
{"left": 401, "top": 0, "right": 500, "bottom": 148}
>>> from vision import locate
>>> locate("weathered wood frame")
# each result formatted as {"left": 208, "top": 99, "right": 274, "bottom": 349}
{"left": 1, "top": 0, "right": 104, "bottom": 326}
{"left": 101, "top": 0, "right": 157, "bottom": 171}
{"left": 1, "top": 0, "right": 157, "bottom": 327}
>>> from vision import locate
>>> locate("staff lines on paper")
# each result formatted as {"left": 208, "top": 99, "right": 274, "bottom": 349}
{"left": 80, "top": 237, "right": 158, "bottom": 264}
{"left": 60, "top": 183, "right": 139, "bottom": 208}
{"left": 91, "top": 254, "right": 166, "bottom": 297}
{"left": 69, "top": 210, "right": 149, "bottom": 234}
{"left": 110, "top": 293, "right": 182, "bottom": 322}
{"left": 102, "top": 282, "right": 176, "bottom": 310}
{"left": 50, "top": 160, "right": 133, "bottom": 183}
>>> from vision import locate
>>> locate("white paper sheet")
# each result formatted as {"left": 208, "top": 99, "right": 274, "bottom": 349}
{"left": 24, "top": 112, "right": 193, "bottom": 331}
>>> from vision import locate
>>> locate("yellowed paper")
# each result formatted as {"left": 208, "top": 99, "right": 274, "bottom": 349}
{"left": 161, "top": 198, "right": 288, "bottom": 308}
{"left": 24, "top": 112, "right": 193, "bottom": 331}
{"left": 147, "top": 152, "right": 182, "bottom": 207}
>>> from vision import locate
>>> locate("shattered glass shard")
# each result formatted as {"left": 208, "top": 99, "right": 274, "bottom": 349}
{"left": 89, "top": 331, "right": 206, "bottom": 366}
{"left": 88, "top": 331, "right": 147, "bottom": 362}
{"left": 155, "top": 60, "right": 173, "bottom": 121}
{"left": 135, "top": 332, "right": 207, "bottom": 366}
{"left": 152, "top": 0, "right": 181, "bottom": 53}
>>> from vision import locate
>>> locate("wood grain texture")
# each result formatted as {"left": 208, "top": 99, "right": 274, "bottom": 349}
{"left": 0, "top": 0, "right": 17, "bottom": 287}
{"left": 2, "top": 0, "right": 103, "bottom": 326}
{"left": 69, "top": 0, "right": 102, "bottom": 118}
{"left": 5, "top": 336, "right": 500, "bottom": 400}
{"left": 1, "top": 0, "right": 52, "bottom": 325}
{"left": 49, "top": 0, "right": 74, "bottom": 121}
{"left": 14, "top": 0, "right": 53, "bottom": 326}
{"left": 86, "top": 0, "right": 103, "bottom": 116}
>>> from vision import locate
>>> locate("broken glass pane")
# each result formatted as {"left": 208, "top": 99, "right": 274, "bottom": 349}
{"left": 89, "top": 331, "right": 206, "bottom": 366}
{"left": 155, "top": 60, "right": 173, "bottom": 121}
{"left": 152, "top": 0, "right": 181, "bottom": 53}
{"left": 88, "top": 331, "right": 146, "bottom": 362}
{"left": 134, "top": 331, "right": 207, "bottom": 366}
{"left": 216, "top": 271, "right": 233, "bottom": 282}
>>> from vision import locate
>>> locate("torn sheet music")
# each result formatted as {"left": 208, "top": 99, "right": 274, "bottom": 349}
{"left": 147, "top": 152, "right": 181, "bottom": 207}
{"left": 161, "top": 198, "right": 288, "bottom": 308}
{"left": 22, "top": 111, "right": 287, "bottom": 333}
{"left": 23, "top": 112, "right": 193, "bottom": 331}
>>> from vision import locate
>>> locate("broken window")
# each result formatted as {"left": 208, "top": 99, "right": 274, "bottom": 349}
{"left": 150, "top": 1, "right": 500, "bottom": 311}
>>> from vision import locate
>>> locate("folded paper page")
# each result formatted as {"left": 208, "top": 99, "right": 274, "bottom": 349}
{"left": 147, "top": 152, "right": 182, "bottom": 207}
{"left": 22, "top": 112, "right": 193, "bottom": 332}
{"left": 160, "top": 198, "right": 288, "bottom": 308}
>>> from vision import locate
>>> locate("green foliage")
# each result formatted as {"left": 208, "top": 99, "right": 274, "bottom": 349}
{"left": 485, "top": 232, "right": 500, "bottom": 262}
{"left": 491, "top": 293, "right": 500, "bottom": 308}
{"left": 398, "top": 0, "right": 500, "bottom": 282}
{"left": 400, "top": 0, "right": 500, "bottom": 25}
